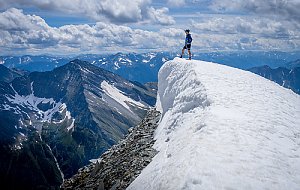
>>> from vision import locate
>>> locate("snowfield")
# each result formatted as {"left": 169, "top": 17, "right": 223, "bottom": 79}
{"left": 128, "top": 58, "right": 300, "bottom": 190}
{"left": 101, "top": 81, "right": 148, "bottom": 113}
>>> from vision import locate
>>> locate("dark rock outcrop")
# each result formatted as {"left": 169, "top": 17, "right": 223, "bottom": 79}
{"left": 62, "top": 109, "right": 161, "bottom": 190}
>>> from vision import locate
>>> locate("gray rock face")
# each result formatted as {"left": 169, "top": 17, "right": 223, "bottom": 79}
{"left": 0, "top": 59, "right": 156, "bottom": 189}
{"left": 61, "top": 109, "right": 161, "bottom": 190}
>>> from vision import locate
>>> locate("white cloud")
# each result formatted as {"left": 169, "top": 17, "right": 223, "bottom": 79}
{"left": 210, "top": 0, "right": 300, "bottom": 22}
{"left": 0, "top": 0, "right": 149, "bottom": 22}
{"left": 0, "top": 8, "right": 177, "bottom": 54}
{"left": 96, "top": 0, "right": 150, "bottom": 23}
{"left": 0, "top": 8, "right": 299, "bottom": 55}
{"left": 0, "top": 8, "right": 47, "bottom": 31}
{"left": 160, "top": 28, "right": 183, "bottom": 37}
{"left": 0, "top": 8, "right": 59, "bottom": 49}
{"left": 167, "top": 0, "right": 186, "bottom": 7}
{"left": 190, "top": 15, "right": 300, "bottom": 51}
{"left": 147, "top": 7, "right": 176, "bottom": 25}
{"left": 192, "top": 16, "right": 299, "bottom": 38}
{"left": 0, "top": 0, "right": 176, "bottom": 25}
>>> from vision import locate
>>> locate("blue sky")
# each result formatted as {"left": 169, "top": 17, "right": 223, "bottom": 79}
{"left": 0, "top": 0, "right": 299, "bottom": 55}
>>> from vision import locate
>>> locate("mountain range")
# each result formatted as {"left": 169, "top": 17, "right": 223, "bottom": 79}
{"left": 0, "top": 52, "right": 175, "bottom": 83}
{"left": 1, "top": 52, "right": 299, "bottom": 189}
{"left": 248, "top": 65, "right": 300, "bottom": 95}
{"left": 0, "top": 60, "right": 156, "bottom": 189}
{"left": 285, "top": 59, "right": 300, "bottom": 69}
{"left": 1, "top": 51, "right": 300, "bottom": 84}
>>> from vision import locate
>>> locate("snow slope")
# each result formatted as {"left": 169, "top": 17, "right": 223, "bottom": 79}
{"left": 128, "top": 58, "right": 300, "bottom": 190}
{"left": 101, "top": 81, "right": 148, "bottom": 113}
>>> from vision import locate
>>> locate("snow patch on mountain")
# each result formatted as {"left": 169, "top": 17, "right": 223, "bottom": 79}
{"left": 101, "top": 81, "right": 148, "bottom": 114}
{"left": 22, "top": 56, "right": 32, "bottom": 63}
{"left": 128, "top": 58, "right": 300, "bottom": 190}
{"left": 80, "top": 66, "right": 96, "bottom": 75}
{"left": 66, "top": 118, "right": 75, "bottom": 132}
{"left": 148, "top": 53, "right": 156, "bottom": 60}
{"left": 46, "top": 144, "right": 65, "bottom": 180}
{"left": 114, "top": 61, "right": 120, "bottom": 69}
{"left": 3, "top": 82, "right": 75, "bottom": 130}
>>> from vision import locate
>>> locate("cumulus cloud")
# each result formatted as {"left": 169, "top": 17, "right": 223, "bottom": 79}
{"left": 0, "top": 7, "right": 299, "bottom": 54}
{"left": 147, "top": 7, "right": 175, "bottom": 25}
{"left": 160, "top": 28, "right": 183, "bottom": 37}
{"left": 190, "top": 15, "right": 300, "bottom": 51}
{"left": 0, "top": 0, "right": 147, "bottom": 22}
{"left": 210, "top": 0, "right": 300, "bottom": 22}
{"left": 167, "top": 0, "right": 186, "bottom": 7}
{"left": 0, "top": 8, "right": 47, "bottom": 31}
{"left": 0, "top": 0, "right": 175, "bottom": 25}
{"left": 96, "top": 0, "right": 150, "bottom": 23}
{"left": 192, "top": 16, "right": 299, "bottom": 39}
{"left": 0, "top": 8, "right": 178, "bottom": 54}
{"left": 0, "top": 8, "right": 59, "bottom": 48}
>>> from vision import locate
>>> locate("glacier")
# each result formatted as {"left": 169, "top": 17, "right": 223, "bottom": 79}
{"left": 128, "top": 58, "right": 300, "bottom": 190}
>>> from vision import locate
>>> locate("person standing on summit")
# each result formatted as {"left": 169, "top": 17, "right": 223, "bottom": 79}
{"left": 180, "top": 29, "right": 192, "bottom": 60}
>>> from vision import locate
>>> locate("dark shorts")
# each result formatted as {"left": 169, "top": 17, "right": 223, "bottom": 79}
{"left": 183, "top": 44, "right": 191, "bottom": 50}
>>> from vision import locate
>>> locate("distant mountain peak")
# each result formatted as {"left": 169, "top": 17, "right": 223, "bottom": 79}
{"left": 65, "top": 59, "right": 91, "bottom": 69}
{"left": 248, "top": 65, "right": 300, "bottom": 94}
{"left": 69, "top": 59, "right": 87, "bottom": 65}
{"left": 56, "top": 59, "right": 109, "bottom": 78}
{"left": 0, "top": 64, "right": 23, "bottom": 83}
{"left": 285, "top": 59, "right": 300, "bottom": 69}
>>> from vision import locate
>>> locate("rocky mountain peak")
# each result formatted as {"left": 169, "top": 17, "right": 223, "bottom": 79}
{"left": 0, "top": 59, "right": 156, "bottom": 188}
{"left": 0, "top": 64, "right": 23, "bottom": 83}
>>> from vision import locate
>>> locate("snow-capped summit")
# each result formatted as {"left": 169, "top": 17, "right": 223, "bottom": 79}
{"left": 128, "top": 58, "right": 300, "bottom": 190}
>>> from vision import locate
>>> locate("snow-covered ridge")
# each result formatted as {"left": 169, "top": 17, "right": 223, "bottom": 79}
{"left": 129, "top": 58, "right": 300, "bottom": 190}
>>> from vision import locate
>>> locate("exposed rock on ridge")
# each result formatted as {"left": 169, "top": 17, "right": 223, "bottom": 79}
{"left": 62, "top": 109, "right": 161, "bottom": 190}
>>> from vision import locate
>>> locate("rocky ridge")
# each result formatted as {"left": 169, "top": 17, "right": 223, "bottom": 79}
{"left": 62, "top": 109, "right": 161, "bottom": 190}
